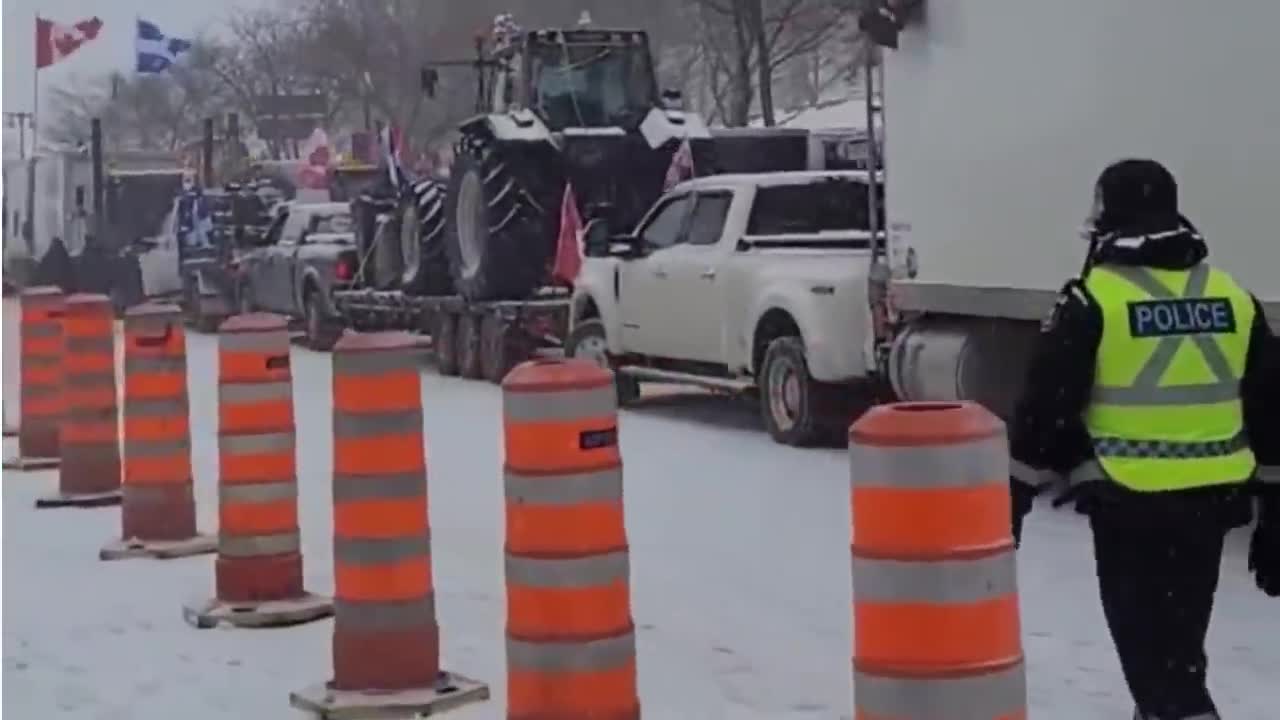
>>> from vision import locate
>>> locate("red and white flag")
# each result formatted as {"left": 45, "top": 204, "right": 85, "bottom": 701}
{"left": 663, "top": 137, "right": 696, "bottom": 192}
{"left": 36, "top": 16, "right": 103, "bottom": 69}
{"left": 551, "top": 182, "right": 584, "bottom": 286}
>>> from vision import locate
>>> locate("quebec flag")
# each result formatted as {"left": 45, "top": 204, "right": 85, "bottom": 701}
{"left": 135, "top": 19, "right": 192, "bottom": 74}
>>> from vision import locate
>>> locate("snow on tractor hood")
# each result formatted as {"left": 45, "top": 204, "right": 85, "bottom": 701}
{"left": 639, "top": 107, "right": 711, "bottom": 149}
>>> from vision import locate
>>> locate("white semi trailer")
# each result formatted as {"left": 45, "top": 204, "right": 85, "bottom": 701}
{"left": 876, "top": 0, "right": 1280, "bottom": 418}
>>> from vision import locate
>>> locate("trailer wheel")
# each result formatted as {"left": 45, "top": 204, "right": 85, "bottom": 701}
{"left": 480, "top": 314, "right": 526, "bottom": 384}
{"left": 456, "top": 312, "right": 483, "bottom": 379}
{"left": 432, "top": 311, "right": 460, "bottom": 376}
{"left": 759, "top": 336, "right": 830, "bottom": 447}
{"left": 567, "top": 318, "right": 639, "bottom": 406}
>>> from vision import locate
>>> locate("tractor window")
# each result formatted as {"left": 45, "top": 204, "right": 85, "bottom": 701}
{"left": 639, "top": 195, "right": 692, "bottom": 250}
{"left": 530, "top": 41, "right": 656, "bottom": 129}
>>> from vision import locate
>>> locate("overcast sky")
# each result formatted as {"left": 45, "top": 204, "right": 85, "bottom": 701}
{"left": 3, "top": 0, "right": 269, "bottom": 114}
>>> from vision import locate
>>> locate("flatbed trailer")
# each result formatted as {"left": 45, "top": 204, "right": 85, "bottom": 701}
{"left": 333, "top": 288, "right": 571, "bottom": 383}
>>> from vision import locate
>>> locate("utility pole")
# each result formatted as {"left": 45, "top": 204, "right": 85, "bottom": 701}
{"left": 4, "top": 112, "right": 35, "bottom": 159}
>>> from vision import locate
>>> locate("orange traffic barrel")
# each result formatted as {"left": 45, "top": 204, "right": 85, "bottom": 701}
{"left": 848, "top": 402, "right": 1026, "bottom": 720}
{"left": 290, "top": 330, "right": 487, "bottom": 718}
{"left": 183, "top": 313, "right": 332, "bottom": 629}
{"left": 100, "top": 303, "right": 215, "bottom": 561}
{"left": 4, "top": 286, "right": 66, "bottom": 470}
{"left": 36, "top": 294, "right": 122, "bottom": 507}
{"left": 501, "top": 358, "right": 638, "bottom": 720}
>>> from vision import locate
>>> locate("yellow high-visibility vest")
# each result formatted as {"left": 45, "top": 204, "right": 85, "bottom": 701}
{"left": 1077, "top": 263, "right": 1257, "bottom": 492}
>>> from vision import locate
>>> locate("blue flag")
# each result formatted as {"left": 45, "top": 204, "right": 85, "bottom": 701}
{"left": 135, "top": 19, "right": 192, "bottom": 74}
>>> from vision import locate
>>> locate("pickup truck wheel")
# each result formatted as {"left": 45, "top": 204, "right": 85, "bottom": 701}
{"left": 567, "top": 319, "right": 639, "bottom": 406}
{"left": 760, "top": 336, "right": 829, "bottom": 447}
{"left": 456, "top": 312, "right": 483, "bottom": 379}
{"left": 304, "top": 290, "right": 342, "bottom": 351}
{"left": 480, "top": 315, "right": 524, "bottom": 384}
{"left": 433, "top": 311, "right": 460, "bottom": 376}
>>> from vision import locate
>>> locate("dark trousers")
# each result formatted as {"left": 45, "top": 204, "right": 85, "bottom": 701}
{"left": 1091, "top": 513, "right": 1227, "bottom": 719}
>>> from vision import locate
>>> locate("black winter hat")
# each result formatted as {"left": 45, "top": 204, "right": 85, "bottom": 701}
{"left": 1092, "top": 158, "right": 1179, "bottom": 232}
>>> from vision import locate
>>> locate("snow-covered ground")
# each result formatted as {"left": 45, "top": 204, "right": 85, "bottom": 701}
{"left": 3, "top": 298, "right": 1275, "bottom": 719}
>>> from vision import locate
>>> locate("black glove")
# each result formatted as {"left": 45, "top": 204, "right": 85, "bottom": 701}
{"left": 1010, "top": 477, "right": 1036, "bottom": 548}
{"left": 1250, "top": 496, "right": 1280, "bottom": 597}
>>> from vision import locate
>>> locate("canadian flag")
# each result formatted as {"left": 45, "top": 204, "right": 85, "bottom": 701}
{"left": 551, "top": 183, "right": 584, "bottom": 286}
{"left": 36, "top": 16, "right": 103, "bottom": 69}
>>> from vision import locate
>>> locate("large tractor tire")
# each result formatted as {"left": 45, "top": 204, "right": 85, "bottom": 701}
{"left": 443, "top": 136, "right": 550, "bottom": 301}
{"left": 400, "top": 180, "right": 453, "bottom": 295}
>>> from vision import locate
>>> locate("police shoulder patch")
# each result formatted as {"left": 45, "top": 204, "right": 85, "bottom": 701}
{"left": 1127, "top": 298, "right": 1236, "bottom": 338}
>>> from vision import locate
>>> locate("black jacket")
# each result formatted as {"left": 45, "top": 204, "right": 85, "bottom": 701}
{"left": 1009, "top": 228, "right": 1280, "bottom": 529}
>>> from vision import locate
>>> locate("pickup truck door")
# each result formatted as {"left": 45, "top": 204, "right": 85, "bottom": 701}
{"left": 661, "top": 191, "right": 734, "bottom": 363}
{"left": 617, "top": 193, "right": 693, "bottom": 354}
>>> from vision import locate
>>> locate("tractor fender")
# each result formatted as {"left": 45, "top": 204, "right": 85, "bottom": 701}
{"left": 639, "top": 107, "right": 712, "bottom": 150}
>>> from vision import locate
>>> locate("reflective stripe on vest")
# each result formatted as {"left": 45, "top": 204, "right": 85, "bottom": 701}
{"left": 1080, "top": 263, "right": 1256, "bottom": 492}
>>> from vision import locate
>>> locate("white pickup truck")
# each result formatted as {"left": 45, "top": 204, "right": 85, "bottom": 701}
{"left": 568, "top": 171, "right": 883, "bottom": 445}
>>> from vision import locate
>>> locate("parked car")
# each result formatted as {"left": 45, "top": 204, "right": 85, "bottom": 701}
{"left": 235, "top": 201, "right": 360, "bottom": 349}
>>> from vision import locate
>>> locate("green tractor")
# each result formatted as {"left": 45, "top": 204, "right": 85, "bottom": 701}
{"left": 423, "top": 14, "right": 714, "bottom": 301}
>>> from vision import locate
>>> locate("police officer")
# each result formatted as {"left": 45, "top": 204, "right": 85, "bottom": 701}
{"left": 1008, "top": 159, "right": 1280, "bottom": 720}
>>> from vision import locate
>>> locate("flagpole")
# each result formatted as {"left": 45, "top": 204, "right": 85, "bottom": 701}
{"left": 32, "top": 11, "right": 39, "bottom": 148}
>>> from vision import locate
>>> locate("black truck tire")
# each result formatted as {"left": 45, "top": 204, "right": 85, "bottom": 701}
{"left": 456, "top": 312, "right": 484, "bottom": 379}
{"left": 304, "top": 288, "right": 342, "bottom": 351}
{"left": 433, "top": 310, "right": 460, "bottom": 376}
{"left": 370, "top": 211, "right": 403, "bottom": 290}
{"left": 566, "top": 319, "right": 639, "bottom": 406}
{"left": 400, "top": 180, "right": 454, "bottom": 295}
{"left": 443, "top": 135, "right": 550, "bottom": 301}
{"left": 480, "top": 314, "right": 527, "bottom": 384}
{"left": 758, "top": 336, "right": 843, "bottom": 447}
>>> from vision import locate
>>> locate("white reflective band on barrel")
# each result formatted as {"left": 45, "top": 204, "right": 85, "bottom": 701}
{"left": 852, "top": 550, "right": 1016, "bottom": 604}
{"left": 24, "top": 324, "right": 62, "bottom": 338}
{"left": 332, "top": 349, "right": 420, "bottom": 375}
{"left": 334, "top": 531, "right": 431, "bottom": 565}
{"left": 123, "top": 398, "right": 188, "bottom": 417}
{"left": 23, "top": 354, "right": 61, "bottom": 369}
{"left": 218, "top": 381, "right": 292, "bottom": 404}
{"left": 219, "top": 330, "right": 291, "bottom": 353}
{"left": 505, "top": 467, "right": 623, "bottom": 505}
{"left": 335, "top": 596, "right": 437, "bottom": 630}
{"left": 504, "top": 386, "right": 616, "bottom": 422}
{"left": 854, "top": 662, "right": 1026, "bottom": 720}
{"left": 219, "top": 532, "right": 299, "bottom": 557}
{"left": 332, "top": 409, "right": 423, "bottom": 438}
{"left": 65, "top": 337, "right": 114, "bottom": 354}
{"left": 124, "top": 438, "right": 190, "bottom": 457}
{"left": 123, "top": 483, "right": 193, "bottom": 504}
{"left": 218, "top": 432, "right": 295, "bottom": 456}
{"left": 220, "top": 481, "right": 297, "bottom": 504}
{"left": 65, "top": 371, "right": 115, "bottom": 389}
{"left": 333, "top": 471, "right": 425, "bottom": 501}
{"left": 506, "top": 551, "right": 629, "bottom": 588}
{"left": 124, "top": 356, "right": 186, "bottom": 374}
{"left": 1091, "top": 265, "right": 1240, "bottom": 407}
{"left": 850, "top": 435, "right": 1008, "bottom": 489}
{"left": 1258, "top": 465, "right": 1280, "bottom": 484}
{"left": 507, "top": 631, "right": 635, "bottom": 673}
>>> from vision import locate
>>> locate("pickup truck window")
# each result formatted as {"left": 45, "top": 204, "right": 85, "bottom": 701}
{"left": 311, "top": 213, "right": 354, "bottom": 235}
{"left": 640, "top": 195, "right": 692, "bottom": 249}
{"left": 686, "top": 193, "right": 732, "bottom": 246}
{"left": 747, "top": 181, "right": 884, "bottom": 234}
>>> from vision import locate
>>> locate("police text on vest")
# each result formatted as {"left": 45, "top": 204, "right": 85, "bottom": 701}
{"left": 1127, "top": 298, "right": 1236, "bottom": 338}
